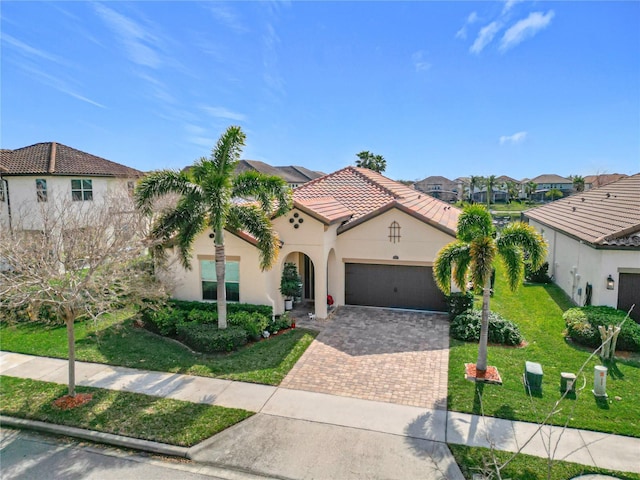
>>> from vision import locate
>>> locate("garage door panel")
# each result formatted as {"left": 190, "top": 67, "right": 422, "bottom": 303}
{"left": 345, "top": 263, "right": 447, "bottom": 311}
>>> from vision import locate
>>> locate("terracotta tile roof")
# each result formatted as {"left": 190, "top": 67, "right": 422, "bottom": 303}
{"left": 524, "top": 173, "right": 640, "bottom": 248}
{"left": 293, "top": 167, "right": 460, "bottom": 235}
{"left": 584, "top": 173, "right": 627, "bottom": 188}
{"left": 296, "top": 197, "right": 353, "bottom": 224}
{"left": 0, "top": 142, "right": 143, "bottom": 178}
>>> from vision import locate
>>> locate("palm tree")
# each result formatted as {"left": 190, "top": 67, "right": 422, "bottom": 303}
{"left": 504, "top": 180, "right": 520, "bottom": 203}
{"left": 135, "top": 126, "right": 292, "bottom": 329}
{"left": 469, "top": 175, "right": 484, "bottom": 203}
{"left": 484, "top": 175, "right": 498, "bottom": 206}
{"left": 433, "top": 204, "right": 546, "bottom": 372}
{"left": 525, "top": 181, "right": 537, "bottom": 204}
{"left": 355, "top": 150, "right": 386, "bottom": 173}
{"left": 572, "top": 175, "right": 585, "bottom": 193}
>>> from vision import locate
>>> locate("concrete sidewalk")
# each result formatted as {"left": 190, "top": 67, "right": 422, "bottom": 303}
{"left": 2, "top": 352, "right": 639, "bottom": 475}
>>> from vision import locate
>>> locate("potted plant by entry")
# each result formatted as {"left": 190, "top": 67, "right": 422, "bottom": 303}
{"left": 280, "top": 262, "right": 302, "bottom": 311}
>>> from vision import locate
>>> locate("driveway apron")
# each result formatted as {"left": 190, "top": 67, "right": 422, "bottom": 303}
{"left": 280, "top": 306, "right": 450, "bottom": 410}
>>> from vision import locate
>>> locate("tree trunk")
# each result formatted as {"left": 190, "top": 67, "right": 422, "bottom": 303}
{"left": 476, "top": 276, "right": 492, "bottom": 372}
{"left": 215, "top": 228, "right": 227, "bottom": 329}
{"left": 64, "top": 312, "right": 76, "bottom": 397}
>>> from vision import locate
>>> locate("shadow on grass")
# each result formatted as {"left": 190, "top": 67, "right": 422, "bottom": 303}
{"left": 594, "top": 395, "right": 610, "bottom": 410}
{"left": 541, "top": 283, "right": 575, "bottom": 312}
{"left": 472, "top": 383, "right": 485, "bottom": 415}
{"left": 605, "top": 359, "right": 625, "bottom": 379}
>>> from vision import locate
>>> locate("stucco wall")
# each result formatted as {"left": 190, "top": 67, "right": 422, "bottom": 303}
{"left": 531, "top": 219, "right": 640, "bottom": 308}
{"left": 1, "top": 175, "right": 134, "bottom": 230}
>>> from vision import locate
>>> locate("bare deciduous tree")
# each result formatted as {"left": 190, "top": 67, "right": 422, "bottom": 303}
{"left": 0, "top": 194, "right": 170, "bottom": 397}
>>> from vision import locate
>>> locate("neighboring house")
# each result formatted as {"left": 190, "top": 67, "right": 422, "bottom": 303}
{"left": 528, "top": 174, "right": 573, "bottom": 202}
{"left": 584, "top": 173, "right": 628, "bottom": 191}
{"left": 0, "top": 142, "right": 143, "bottom": 230}
{"left": 523, "top": 173, "right": 640, "bottom": 321}
{"left": 413, "top": 175, "right": 460, "bottom": 202}
{"left": 170, "top": 166, "right": 461, "bottom": 319}
{"left": 235, "top": 160, "right": 324, "bottom": 189}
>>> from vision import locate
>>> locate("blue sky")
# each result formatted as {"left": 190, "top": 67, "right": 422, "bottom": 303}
{"left": 2, "top": 1, "right": 639, "bottom": 181}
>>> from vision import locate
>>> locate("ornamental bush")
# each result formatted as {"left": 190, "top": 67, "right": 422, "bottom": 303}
{"left": 563, "top": 306, "right": 640, "bottom": 352}
{"left": 176, "top": 323, "right": 247, "bottom": 353}
{"left": 228, "top": 311, "right": 269, "bottom": 340}
{"left": 451, "top": 309, "right": 524, "bottom": 346}
{"left": 142, "top": 307, "right": 186, "bottom": 336}
{"left": 446, "top": 292, "right": 474, "bottom": 320}
{"left": 525, "top": 261, "right": 552, "bottom": 284}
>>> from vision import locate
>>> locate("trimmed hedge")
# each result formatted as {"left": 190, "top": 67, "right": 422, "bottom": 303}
{"left": 176, "top": 323, "right": 247, "bottom": 353}
{"left": 446, "top": 292, "right": 474, "bottom": 320}
{"left": 451, "top": 309, "right": 524, "bottom": 346}
{"left": 563, "top": 306, "right": 640, "bottom": 352}
{"left": 168, "top": 300, "right": 272, "bottom": 318}
{"left": 525, "top": 261, "right": 552, "bottom": 284}
{"left": 228, "top": 311, "right": 269, "bottom": 341}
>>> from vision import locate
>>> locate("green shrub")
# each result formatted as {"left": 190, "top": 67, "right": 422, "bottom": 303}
{"left": 228, "top": 311, "right": 269, "bottom": 340}
{"left": 187, "top": 309, "right": 218, "bottom": 325}
{"left": 267, "top": 315, "right": 291, "bottom": 334}
{"left": 525, "top": 261, "right": 552, "bottom": 284}
{"left": 143, "top": 308, "right": 186, "bottom": 336}
{"left": 451, "top": 309, "right": 524, "bottom": 346}
{"left": 0, "top": 303, "right": 59, "bottom": 324}
{"left": 176, "top": 323, "right": 247, "bottom": 353}
{"left": 446, "top": 292, "right": 474, "bottom": 320}
{"left": 563, "top": 306, "right": 640, "bottom": 352}
{"left": 168, "top": 300, "right": 272, "bottom": 318}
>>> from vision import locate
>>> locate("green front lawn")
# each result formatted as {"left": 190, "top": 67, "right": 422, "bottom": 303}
{"left": 448, "top": 266, "right": 640, "bottom": 438}
{"left": 449, "top": 444, "right": 640, "bottom": 480}
{"left": 1, "top": 312, "right": 316, "bottom": 385}
{"left": 0, "top": 376, "right": 252, "bottom": 447}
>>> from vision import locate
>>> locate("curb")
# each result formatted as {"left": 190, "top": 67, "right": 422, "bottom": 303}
{"left": 0, "top": 415, "right": 190, "bottom": 458}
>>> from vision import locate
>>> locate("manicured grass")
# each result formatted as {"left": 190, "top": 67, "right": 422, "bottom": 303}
{"left": 449, "top": 444, "right": 640, "bottom": 480}
{"left": 1, "top": 313, "right": 317, "bottom": 385}
{"left": 0, "top": 376, "right": 253, "bottom": 447}
{"left": 447, "top": 264, "right": 640, "bottom": 438}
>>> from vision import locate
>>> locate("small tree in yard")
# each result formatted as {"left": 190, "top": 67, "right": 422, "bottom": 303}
{"left": 0, "top": 196, "right": 170, "bottom": 397}
{"left": 545, "top": 188, "right": 563, "bottom": 202}
{"left": 355, "top": 151, "right": 386, "bottom": 173}
{"left": 433, "top": 204, "right": 546, "bottom": 373}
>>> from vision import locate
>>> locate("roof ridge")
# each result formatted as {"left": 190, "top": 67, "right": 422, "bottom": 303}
{"left": 351, "top": 167, "right": 404, "bottom": 199}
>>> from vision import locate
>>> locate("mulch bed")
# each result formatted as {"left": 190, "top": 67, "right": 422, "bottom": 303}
{"left": 52, "top": 393, "right": 93, "bottom": 410}
{"left": 464, "top": 363, "right": 503, "bottom": 385}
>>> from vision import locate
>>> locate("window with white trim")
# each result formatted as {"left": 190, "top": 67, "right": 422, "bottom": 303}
{"left": 71, "top": 179, "right": 93, "bottom": 201}
{"left": 201, "top": 260, "right": 239, "bottom": 301}
{"left": 36, "top": 179, "right": 47, "bottom": 202}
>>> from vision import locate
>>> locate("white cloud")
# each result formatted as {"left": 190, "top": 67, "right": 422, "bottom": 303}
{"left": 93, "top": 4, "right": 162, "bottom": 68}
{"left": 499, "top": 131, "right": 528, "bottom": 145}
{"left": 411, "top": 51, "right": 431, "bottom": 72}
{"left": 470, "top": 21, "right": 501, "bottom": 54}
{"left": 502, "top": 0, "right": 522, "bottom": 15}
{"left": 2, "top": 33, "right": 71, "bottom": 66}
{"left": 206, "top": 4, "right": 248, "bottom": 33}
{"left": 455, "top": 11, "right": 478, "bottom": 40}
{"left": 201, "top": 106, "right": 246, "bottom": 122}
{"left": 500, "top": 11, "right": 555, "bottom": 52}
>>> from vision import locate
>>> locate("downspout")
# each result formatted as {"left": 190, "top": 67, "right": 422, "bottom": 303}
{"left": 266, "top": 294, "right": 276, "bottom": 323}
{"left": 1, "top": 176, "right": 11, "bottom": 232}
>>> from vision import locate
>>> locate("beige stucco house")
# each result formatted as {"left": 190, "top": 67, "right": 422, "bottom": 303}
{"left": 171, "top": 166, "right": 461, "bottom": 319}
{"left": 0, "top": 142, "right": 143, "bottom": 231}
{"left": 523, "top": 173, "right": 640, "bottom": 322}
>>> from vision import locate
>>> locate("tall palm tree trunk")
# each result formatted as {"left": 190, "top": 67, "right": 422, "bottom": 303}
{"left": 476, "top": 276, "right": 492, "bottom": 372}
{"left": 215, "top": 228, "right": 227, "bottom": 329}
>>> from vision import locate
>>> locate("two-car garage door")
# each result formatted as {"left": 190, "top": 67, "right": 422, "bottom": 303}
{"left": 345, "top": 263, "right": 448, "bottom": 312}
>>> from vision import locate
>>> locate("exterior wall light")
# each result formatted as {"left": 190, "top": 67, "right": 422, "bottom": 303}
{"left": 606, "top": 275, "right": 615, "bottom": 290}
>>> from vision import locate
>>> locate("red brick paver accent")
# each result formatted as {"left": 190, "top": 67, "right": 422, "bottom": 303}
{"left": 281, "top": 307, "right": 450, "bottom": 410}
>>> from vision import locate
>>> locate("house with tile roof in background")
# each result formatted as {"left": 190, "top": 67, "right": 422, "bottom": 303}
{"left": 235, "top": 160, "right": 324, "bottom": 189}
{"left": 0, "top": 142, "right": 143, "bottom": 230}
{"left": 523, "top": 173, "right": 640, "bottom": 322}
{"left": 527, "top": 174, "right": 574, "bottom": 202}
{"left": 584, "top": 173, "right": 628, "bottom": 191}
{"left": 169, "top": 166, "right": 461, "bottom": 319}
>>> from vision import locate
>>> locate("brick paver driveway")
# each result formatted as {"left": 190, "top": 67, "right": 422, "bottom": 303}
{"left": 280, "top": 306, "right": 450, "bottom": 410}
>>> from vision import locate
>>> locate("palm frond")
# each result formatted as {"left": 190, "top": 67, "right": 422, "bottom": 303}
{"left": 457, "top": 204, "right": 494, "bottom": 242}
{"left": 211, "top": 125, "right": 246, "bottom": 173}
{"left": 452, "top": 247, "right": 472, "bottom": 292}
{"left": 433, "top": 241, "right": 470, "bottom": 294}
{"left": 469, "top": 236, "right": 496, "bottom": 289}
{"left": 134, "top": 170, "right": 194, "bottom": 215}
{"left": 497, "top": 243, "right": 524, "bottom": 291}
{"left": 498, "top": 222, "right": 547, "bottom": 270}
{"left": 233, "top": 171, "right": 293, "bottom": 217}
{"left": 228, "top": 204, "right": 280, "bottom": 270}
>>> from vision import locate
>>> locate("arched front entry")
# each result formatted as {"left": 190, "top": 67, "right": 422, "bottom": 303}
{"left": 283, "top": 251, "right": 314, "bottom": 302}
